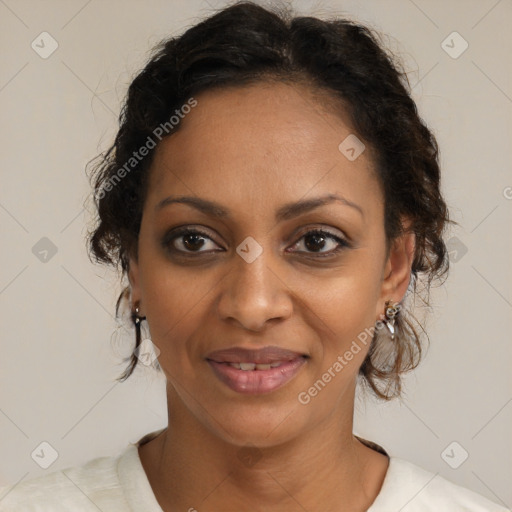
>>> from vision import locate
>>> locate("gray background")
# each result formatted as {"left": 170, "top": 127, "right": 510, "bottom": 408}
{"left": 0, "top": 0, "right": 511, "bottom": 508}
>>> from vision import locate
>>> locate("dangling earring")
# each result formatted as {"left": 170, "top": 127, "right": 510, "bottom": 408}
{"left": 384, "top": 299, "right": 400, "bottom": 340}
{"left": 131, "top": 303, "right": 147, "bottom": 351}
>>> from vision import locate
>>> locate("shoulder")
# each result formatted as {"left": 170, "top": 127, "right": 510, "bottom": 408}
{"left": 369, "top": 457, "right": 510, "bottom": 512}
{"left": 0, "top": 448, "right": 128, "bottom": 512}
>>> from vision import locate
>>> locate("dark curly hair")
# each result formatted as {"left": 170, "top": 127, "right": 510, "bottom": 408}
{"left": 86, "top": 1, "right": 453, "bottom": 400}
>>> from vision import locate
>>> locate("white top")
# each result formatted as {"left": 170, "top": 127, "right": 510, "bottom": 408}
{"left": 0, "top": 430, "right": 508, "bottom": 511}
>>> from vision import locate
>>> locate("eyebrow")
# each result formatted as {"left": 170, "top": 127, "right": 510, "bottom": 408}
{"left": 155, "top": 193, "right": 364, "bottom": 221}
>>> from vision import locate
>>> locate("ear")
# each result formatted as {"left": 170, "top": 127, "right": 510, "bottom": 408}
{"left": 128, "top": 254, "right": 143, "bottom": 315}
{"left": 376, "top": 218, "right": 416, "bottom": 320}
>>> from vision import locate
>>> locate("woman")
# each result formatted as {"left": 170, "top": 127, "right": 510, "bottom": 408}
{"left": 0, "top": 2, "right": 508, "bottom": 511}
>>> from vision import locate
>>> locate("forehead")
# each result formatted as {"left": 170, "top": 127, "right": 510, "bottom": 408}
{"left": 146, "top": 82, "right": 382, "bottom": 218}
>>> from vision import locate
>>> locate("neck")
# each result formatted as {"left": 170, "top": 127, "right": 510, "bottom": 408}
{"left": 139, "top": 382, "right": 387, "bottom": 512}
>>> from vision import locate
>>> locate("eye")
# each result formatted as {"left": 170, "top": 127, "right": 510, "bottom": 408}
{"left": 288, "top": 228, "right": 350, "bottom": 257}
{"left": 162, "top": 227, "right": 222, "bottom": 254}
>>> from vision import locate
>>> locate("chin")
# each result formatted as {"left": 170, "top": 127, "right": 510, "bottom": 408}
{"left": 202, "top": 400, "right": 306, "bottom": 449}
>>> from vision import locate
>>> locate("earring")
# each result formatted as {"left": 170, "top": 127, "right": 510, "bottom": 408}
{"left": 131, "top": 303, "right": 147, "bottom": 350}
{"left": 384, "top": 300, "right": 400, "bottom": 340}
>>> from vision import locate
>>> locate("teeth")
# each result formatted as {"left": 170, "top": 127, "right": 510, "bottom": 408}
{"left": 227, "top": 361, "right": 285, "bottom": 370}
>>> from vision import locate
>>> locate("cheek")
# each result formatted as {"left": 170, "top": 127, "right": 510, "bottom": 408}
{"left": 307, "top": 263, "right": 382, "bottom": 368}
{"left": 138, "top": 258, "right": 216, "bottom": 372}
{"left": 149, "top": 278, "right": 206, "bottom": 324}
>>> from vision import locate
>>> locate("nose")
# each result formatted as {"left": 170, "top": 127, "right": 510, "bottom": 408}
{"left": 216, "top": 246, "right": 293, "bottom": 332}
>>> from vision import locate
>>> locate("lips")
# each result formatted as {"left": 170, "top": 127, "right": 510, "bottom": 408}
{"left": 206, "top": 345, "right": 308, "bottom": 394}
{"left": 206, "top": 345, "right": 306, "bottom": 365}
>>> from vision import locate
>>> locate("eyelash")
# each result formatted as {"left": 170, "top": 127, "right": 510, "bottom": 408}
{"left": 162, "top": 226, "right": 350, "bottom": 258}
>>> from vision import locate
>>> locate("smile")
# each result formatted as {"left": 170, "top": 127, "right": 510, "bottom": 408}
{"left": 206, "top": 356, "right": 307, "bottom": 394}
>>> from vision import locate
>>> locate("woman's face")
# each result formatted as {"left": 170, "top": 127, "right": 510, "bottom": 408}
{"left": 129, "top": 82, "right": 413, "bottom": 447}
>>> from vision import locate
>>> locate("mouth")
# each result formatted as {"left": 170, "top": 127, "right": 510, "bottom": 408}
{"left": 205, "top": 346, "right": 308, "bottom": 395}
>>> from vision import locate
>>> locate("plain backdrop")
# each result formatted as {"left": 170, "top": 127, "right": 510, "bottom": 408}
{"left": 0, "top": 0, "right": 511, "bottom": 507}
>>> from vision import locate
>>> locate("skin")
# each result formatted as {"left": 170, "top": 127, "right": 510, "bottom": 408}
{"left": 128, "top": 81, "right": 415, "bottom": 512}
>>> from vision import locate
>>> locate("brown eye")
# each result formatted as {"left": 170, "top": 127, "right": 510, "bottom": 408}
{"left": 162, "top": 228, "right": 222, "bottom": 254}
{"left": 181, "top": 232, "right": 207, "bottom": 251}
{"left": 289, "top": 229, "right": 349, "bottom": 257}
